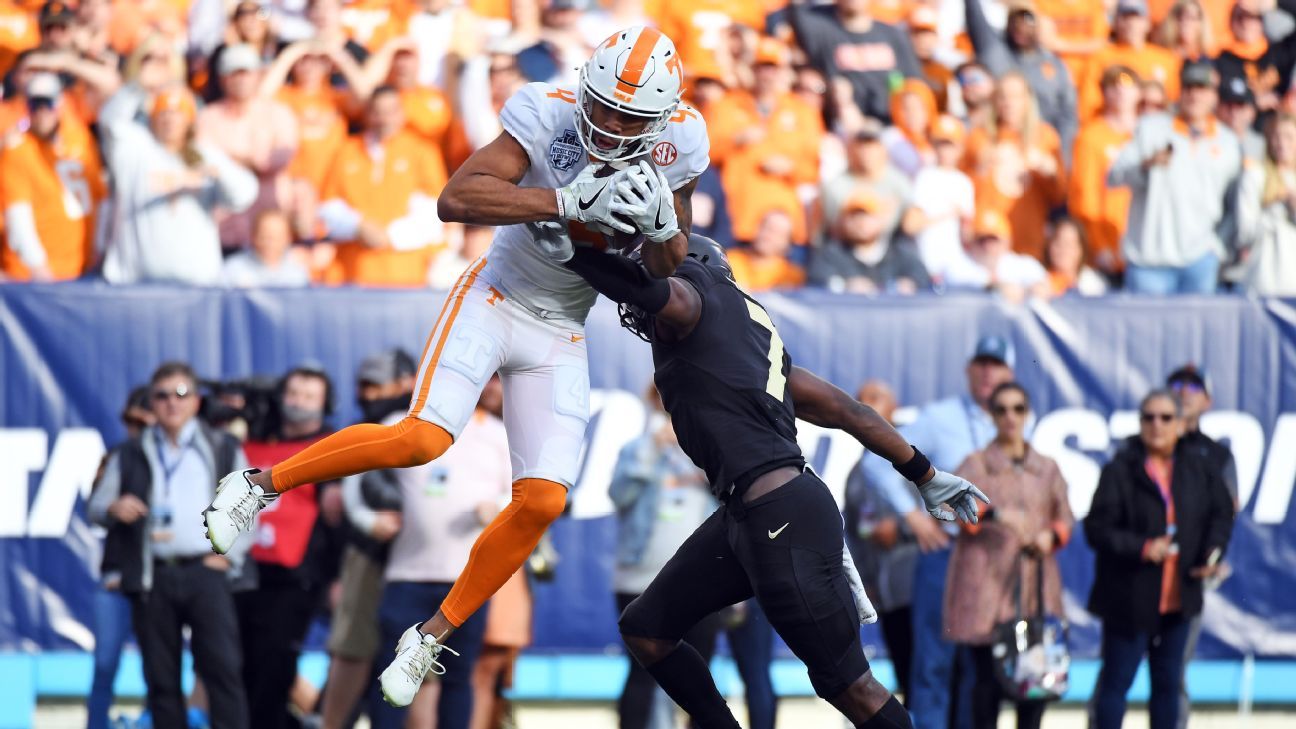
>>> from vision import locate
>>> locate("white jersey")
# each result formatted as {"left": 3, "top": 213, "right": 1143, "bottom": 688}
{"left": 483, "top": 82, "right": 710, "bottom": 321}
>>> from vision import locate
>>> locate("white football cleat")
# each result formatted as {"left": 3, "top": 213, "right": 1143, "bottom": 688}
{"left": 203, "top": 468, "right": 276, "bottom": 554}
{"left": 380, "top": 623, "right": 459, "bottom": 707}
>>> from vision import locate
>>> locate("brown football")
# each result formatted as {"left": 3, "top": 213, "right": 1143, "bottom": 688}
{"left": 567, "top": 153, "right": 653, "bottom": 251}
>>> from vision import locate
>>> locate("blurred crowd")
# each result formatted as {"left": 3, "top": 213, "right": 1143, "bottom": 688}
{"left": 2, "top": 0, "right": 1296, "bottom": 297}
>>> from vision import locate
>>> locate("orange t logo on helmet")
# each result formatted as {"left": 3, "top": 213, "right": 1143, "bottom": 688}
{"left": 576, "top": 26, "right": 683, "bottom": 162}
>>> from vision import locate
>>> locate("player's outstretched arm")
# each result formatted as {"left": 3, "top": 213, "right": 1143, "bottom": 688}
{"left": 438, "top": 132, "right": 558, "bottom": 226}
{"left": 788, "top": 366, "right": 921, "bottom": 470}
{"left": 440, "top": 131, "right": 639, "bottom": 232}
{"left": 788, "top": 366, "right": 989, "bottom": 523}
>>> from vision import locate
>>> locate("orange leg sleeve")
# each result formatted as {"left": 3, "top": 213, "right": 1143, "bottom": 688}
{"left": 269, "top": 416, "right": 453, "bottom": 493}
{"left": 439, "top": 478, "right": 567, "bottom": 627}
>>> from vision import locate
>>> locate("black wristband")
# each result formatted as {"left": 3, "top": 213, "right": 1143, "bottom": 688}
{"left": 564, "top": 246, "right": 671, "bottom": 314}
{"left": 896, "top": 446, "right": 931, "bottom": 483}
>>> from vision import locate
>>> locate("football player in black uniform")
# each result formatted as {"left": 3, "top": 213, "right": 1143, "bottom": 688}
{"left": 547, "top": 230, "right": 988, "bottom": 729}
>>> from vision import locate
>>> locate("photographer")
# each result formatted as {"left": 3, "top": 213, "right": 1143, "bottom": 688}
{"left": 237, "top": 363, "right": 346, "bottom": 729}
{"left": 87, "top": 362, "right": 250, "bottom": 729}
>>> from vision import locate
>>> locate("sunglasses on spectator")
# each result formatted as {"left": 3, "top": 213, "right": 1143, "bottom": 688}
{"left": 1169, "top": 380, "right": 1205, "bottom": 394}
{"left": 151, "top": 384, "right": 192, "bottom": 402}
{"left": 959, "top": 70, "right": 991, "bottom": 87}
{"left": 26, "top": 96, "right": 56, "bottom": 111}
{"left": 235, "top": 4, "right": 269, "bottom": 19}
{"left": 1234, "top": 10, "right": 1264, "bottom": 21}
{"left": 992, "top": 403, "right": 1028, "bottom": 416}
{"left": 1140, "top": 412, "right": 1176, "bottom": 423}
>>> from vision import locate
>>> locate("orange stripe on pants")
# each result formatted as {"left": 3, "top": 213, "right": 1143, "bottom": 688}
{"left": 409, "top": 257, "right": 487, "bottom": 416}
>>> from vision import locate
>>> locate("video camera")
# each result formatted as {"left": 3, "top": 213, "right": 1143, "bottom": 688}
{"left": 198, "top": 375, "right": 282, "bottom": 441}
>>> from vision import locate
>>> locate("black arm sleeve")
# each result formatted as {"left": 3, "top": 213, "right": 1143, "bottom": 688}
{"left": 564, "top": 246, "right": 672, "bottom": 314}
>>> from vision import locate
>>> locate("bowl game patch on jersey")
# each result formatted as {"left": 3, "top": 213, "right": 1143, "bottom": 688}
{"left": 549, "top": 128, "right": 583, "bottom": 171}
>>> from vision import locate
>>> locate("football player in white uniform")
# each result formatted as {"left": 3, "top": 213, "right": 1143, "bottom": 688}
{"left": 200, "top": 26, "right": 709, "bottom": 706}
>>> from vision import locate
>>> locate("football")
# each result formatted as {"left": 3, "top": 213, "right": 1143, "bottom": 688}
{"left": 568, "top": 153, "right": 654, "bottom": 252}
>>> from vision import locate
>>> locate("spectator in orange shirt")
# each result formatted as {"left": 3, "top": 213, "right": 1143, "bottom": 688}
{"left": 197, "top": 43, "right": 301, "bottom": 251}
{"left": 1043, "top": 216, "right": 1108, "bottom": 296}
{"left": 1037, "top": 0, "right": 1111, "bottom": 84}
{"left": 317, "top": 86, "right": 450, "bottom": 287}
{"left": 727, "top": 208, "right": 808, "bottom": 292}
{"left": 368, "top": 0, "right": 488, "bottom": 93}
{"left": 6, "top": 48, "right": 121, "bottom": 133}
{"left": 712, "top": 36, "right": 823, "bottom": 246}
{"left": 965, "top": 71, "right": 1066, "bottom": 261}
{"left": 366, "top": 37, "right": 470, "bottom": 174}
{"left": 655, "top": 0, "right": 767, "bottom": 91}
{"left": 0, "top": 72, "right": 105, "bottom": 281}
{"left": 888, "top": 78, "right": 938, "bottom": 177}
{"left": 1078, "top": 0, "right": 1182, "bottom": 120}
{"left": 340, "top": 0, "right": 413, "bottom": 50}
{"left": 0, "top": 1, "right": 39, "bottom": 78}
{"left": 1151, "top": 0, "right": 1216, "bottom": 62}
{"left": 106, "top": 0, "right": 188, "bottom": 59}
{"left": 907, "top": 4, "right": 953, "bottom": 113}
{"left": 260, "top": 39, "right": 371, "bottom": 239}
{"left": 1069, "top": 65, "right": 1140, "bottom": 277}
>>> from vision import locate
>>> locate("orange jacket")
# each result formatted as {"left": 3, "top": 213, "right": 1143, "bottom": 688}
{"left": 728, "top": 248, "right": 807, "bottom": 291}
{"left": 277, "top": 85, "right": 350, "bottom": 194}
{"left": 1068, "top": 116, "right": 1133, "bottom": 272}
{"left": 712, "top": 90, "right": 823, "bottom": 243}
{"left": 322, "top": 130, "right": 447, "bottom": 287}
{"left": 0, "top": 128, "right": 106, "bottom": 279}
{"left": 1079, "top": 42, "right": 1182, "bottom": 120}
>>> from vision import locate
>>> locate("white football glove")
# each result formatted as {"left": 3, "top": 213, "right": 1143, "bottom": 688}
{"left": 556, "top": 164, "right": 643, "bottom": 235}
{"left": 614, "top": 160, "right": 681, "bottom": 243}
{"left": 842, "top": 540, "right": 878, "bottom": 625}
{"left": 918, "top": 469, "right": 991, "bottom": 524}
{"left": 529, "top": 221, "right": 573, "bottom": 263}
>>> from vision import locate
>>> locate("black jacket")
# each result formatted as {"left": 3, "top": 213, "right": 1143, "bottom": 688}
{"left": 1084, "top": 436, "right": 1235, "bottom": 633}
{"left": 1178, "top": 429, "right": 1238, "bottom": 504}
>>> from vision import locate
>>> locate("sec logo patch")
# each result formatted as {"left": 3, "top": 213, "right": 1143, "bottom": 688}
{"left": 652, "top": 141, "right": 678, "bottom": 166}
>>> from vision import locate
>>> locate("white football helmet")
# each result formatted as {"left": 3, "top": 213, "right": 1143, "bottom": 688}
{"left": 577, "top": 26, "right": 683, "bottom": 162}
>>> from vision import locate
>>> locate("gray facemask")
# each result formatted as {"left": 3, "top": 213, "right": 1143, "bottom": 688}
{"left": 281, "top": 404, "right": 323, "bottom": 425}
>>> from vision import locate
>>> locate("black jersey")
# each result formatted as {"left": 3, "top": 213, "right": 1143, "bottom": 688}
{"left": 651, "top": 257, "right": 805, "bottom": 499}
